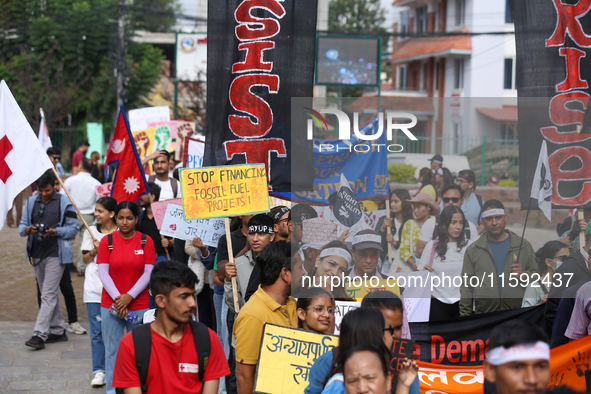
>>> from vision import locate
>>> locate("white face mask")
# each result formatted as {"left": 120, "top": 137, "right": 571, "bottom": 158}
{"left": 549, "top": 259, "right": 562, "bottom": 269}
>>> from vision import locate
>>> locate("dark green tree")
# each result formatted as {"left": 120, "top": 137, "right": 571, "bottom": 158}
{"left": 0, "top": 0, "right": 173, "bottom": 128}
{"left": 329, "top": 0, "right": 386, "bottom": 34}
{"left": 328, "top": 0, "right": 387, "bottom": 97}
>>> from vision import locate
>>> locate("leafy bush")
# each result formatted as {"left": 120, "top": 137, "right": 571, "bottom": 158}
{"left": 388, "top": 163, "right": 417, "bottom": 184}
{"left": 497, "top": 178, "right": 517, "bottom": 187}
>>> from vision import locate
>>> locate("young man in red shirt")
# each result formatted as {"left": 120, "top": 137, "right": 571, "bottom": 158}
{"left": 113, "top": 260, "right": 230, "bottom": 394}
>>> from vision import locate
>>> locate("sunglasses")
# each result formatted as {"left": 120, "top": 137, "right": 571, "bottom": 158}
{"left": 383, "top": 325, "right": 397, "bottom": 336}
{"left": 442, "top": 197, "right": 460, "bottom": 203}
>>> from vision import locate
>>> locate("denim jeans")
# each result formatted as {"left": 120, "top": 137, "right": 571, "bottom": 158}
{"left": 213, "top": 292, "right": 227, "bottom": 394}
{"left": 86, "top": 303, "right": 105, "bottom": 374}
{"left": 101, "top": 306, "right": 148, "bottom": 394}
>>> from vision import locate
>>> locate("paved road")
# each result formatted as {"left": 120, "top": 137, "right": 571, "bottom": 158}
{"left": 0, "top": 321, "right": 105, "bottom": 393}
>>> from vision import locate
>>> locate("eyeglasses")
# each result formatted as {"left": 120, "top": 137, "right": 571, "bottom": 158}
{"left": 51, "top": 156, "right": 61, "bottom": 161}
{"left": 442, "top": 197, "right": 460, "bottom": 203}
{"left": 383, "top": 325, "right": 397, "bottom": 336}
{"left": 307, "top": 306, "right": 335, "bottom": 315}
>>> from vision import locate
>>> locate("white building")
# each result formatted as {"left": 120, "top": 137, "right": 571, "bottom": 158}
{"left": 383, "top": 0, "right": 518, "bottom": 159}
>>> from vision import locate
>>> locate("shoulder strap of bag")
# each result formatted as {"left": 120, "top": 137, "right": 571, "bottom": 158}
{"left": 190, "top": 321, "right": 211, "bottom": 382}
{"left": 108, "top": 233, "right": 113, "bottom": 251}
{"left": 171, "top": 178, "right": 179, "bottom": 198}
{"left": 141, "top": 233, "right": 147, "bottom": 249}
{"left": 132, "top": 324, "right": 152, "bottom": 393}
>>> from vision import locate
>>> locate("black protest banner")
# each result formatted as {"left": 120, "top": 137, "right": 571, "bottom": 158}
{"left": 333, "top": 174, "right": 363, "bottom": 227}
{"left": 205, "top": 0, "right": 317, "bottom": 192}
{"left": 514, "top": 1, "right": 591, "bottom": 209}
{"left": 390, "top": 338, "right": 416, "bottom": 384}
{"left": 409, "top": 305, "right": 545, "bottom": 365}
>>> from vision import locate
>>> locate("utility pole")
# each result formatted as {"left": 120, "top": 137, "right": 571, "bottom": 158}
{"left": 116, "top": 0, "right": 125, "bottom": 111}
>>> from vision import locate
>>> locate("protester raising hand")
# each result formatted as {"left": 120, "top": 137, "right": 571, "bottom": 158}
{"left": 396, "top": 359, "right": 419, "bottom": 394}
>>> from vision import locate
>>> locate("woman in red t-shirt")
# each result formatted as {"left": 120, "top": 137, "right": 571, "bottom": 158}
{"left": 97, "top": 201, "right": 156, "bottom": 394}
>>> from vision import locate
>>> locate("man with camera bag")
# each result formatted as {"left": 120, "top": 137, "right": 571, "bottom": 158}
{"left": 19, "top": 171, "right": 79, "bottom": 349}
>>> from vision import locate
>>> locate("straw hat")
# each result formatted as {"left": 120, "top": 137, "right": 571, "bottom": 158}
{"left": 407, "top": 193, "right": 440, "bottom": 215}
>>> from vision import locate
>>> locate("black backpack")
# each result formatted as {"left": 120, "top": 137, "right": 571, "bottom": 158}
{"left": 148, "top": 175, "right": 179, "bottom": 198}
{"left": 115, "top": 321, "right": 211, "bottom": 393}
{"left": 108, "top": 233, "right": 147, "bottom": 251}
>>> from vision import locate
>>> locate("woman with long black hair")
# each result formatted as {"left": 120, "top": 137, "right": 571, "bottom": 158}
{"left": 376, "top": 188, "right": 413, "bottom": 273}
{"left": 97, "top": 201, "right": 156, "bottom": 394}
{"left": 419, "top": 205, "right": 472, "bottom": 321}
{"left": 305, "top": 308, "right": 392, "bottom": 394}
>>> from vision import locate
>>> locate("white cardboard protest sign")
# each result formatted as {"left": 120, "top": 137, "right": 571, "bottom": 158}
{"left": 334, "top": 301, "right": 360, "bottom": 335}
{"left": 128, "top": 106, "right": 170, "bottom": 132}
{"left": 159, "top": 203, "right": 225, "bottom": 247}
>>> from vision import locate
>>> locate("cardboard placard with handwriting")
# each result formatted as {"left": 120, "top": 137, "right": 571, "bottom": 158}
{"left": 254, "top": 324, "right": 338, "bottom": 394}
{"left": 180, "top": 164, "right": 270, "bottom": 220}
{"left": 159, "top": 203, "right": 225, "bottom": 247}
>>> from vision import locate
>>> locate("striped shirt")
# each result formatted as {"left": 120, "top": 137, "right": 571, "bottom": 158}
{"left": 564, "top": 281, "right": 591, "bottom": 340}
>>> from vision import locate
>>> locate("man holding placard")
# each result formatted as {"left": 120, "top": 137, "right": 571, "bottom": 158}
{"left": 234, "top": 241, "right": 297, "bottom": 394}
{"left": 224, "top": 214, "right": 275, "bottom": 313}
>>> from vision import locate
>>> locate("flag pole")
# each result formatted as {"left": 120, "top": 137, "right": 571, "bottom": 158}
{"left": 51, "top": 167, "right": 98, "bottom": 243}
{"left": 385, "top": 199, "right": 392, "bottom": 263}
{"left": 579, "top": 208, "right": 586, "bottom": 247}
{"left": 516, "top": 196, "right": 533, "bottom": 265}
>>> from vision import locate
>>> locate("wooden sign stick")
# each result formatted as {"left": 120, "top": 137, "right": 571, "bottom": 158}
{"left": 225, "top": 217, "right": 241, "bottom": 313}
{"left": 51, "top": 167, "right": 97, "bottom": 243}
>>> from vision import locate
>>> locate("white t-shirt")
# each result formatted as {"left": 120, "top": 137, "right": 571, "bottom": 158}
{"left": 81, "top": 226, "right": 111, "bottom": 303}
{"left": 145, "top": 176, "right": 177, "bottom": 200}
{"left": 418, "top": 216, "right": 478, "bottom": 243}
{"left": 63, "top": 172, "right": 101, "bottom": 214}
{"left": 419, "top": 239, "right": 473, "bottom": 304}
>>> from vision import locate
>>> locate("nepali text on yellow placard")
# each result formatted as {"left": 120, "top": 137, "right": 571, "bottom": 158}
{"left": 180, "top": 164, "right": 270, "bottom": 220}
{"left": 345, "top": 278, "right": 400, "bottom": 302}
{"left": 254, "top": 324, "right": 339, "bottom": 394}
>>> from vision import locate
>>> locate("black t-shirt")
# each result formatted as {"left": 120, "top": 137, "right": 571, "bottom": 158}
{"left": 137, "top": 210, "right": 166, "bottom": 256}
{"left": 30, "top": 193, "right": 60, "bottom": 259}
{"left": 216, "top": 228, "right": 247, "bottom": 262}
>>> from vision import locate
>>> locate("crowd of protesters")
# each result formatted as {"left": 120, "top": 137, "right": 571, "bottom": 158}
{"left": 9, "top": 150, "right": 591, "bottom": 394}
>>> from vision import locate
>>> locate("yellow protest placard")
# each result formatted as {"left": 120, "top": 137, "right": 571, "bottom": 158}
{"left": 179, "top": 164, "right": 270, "bottom": 220}
{"left": 345, "top": 278, "right": 400, "bottom": 301}
{"left": 133, "top": 128, "right": 156, "bottom": 175}
{"left": 254, "top": 324, "right": 339, "bottom": 394}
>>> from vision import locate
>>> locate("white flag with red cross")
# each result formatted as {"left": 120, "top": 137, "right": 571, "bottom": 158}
{"left": 0, "top": 81, "right": 53, "bottom": 230}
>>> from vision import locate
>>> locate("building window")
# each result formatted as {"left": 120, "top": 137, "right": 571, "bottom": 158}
{"left": 416, "top": 6, "right": 427, "bottom": 33}
{"left": 455, "top": 0, "right": 465, "bottom": 26}
{"left": 400, "top": 11, "right": 410, "bottom": 39}
{"left": 398, "top": 65, "right": 408, "bottom": 89}
{"left": 504, "top": 58, "right": 514, "bottom": 89}
{"left": 453, "top": 122, "right": 462, "bottom": 154}
{"left": 434, "top": 61, "right": 439, "bottom": 90}
{"left": 435, "top": 3, "right": 441, "bottom": 32}
{"left": 421, "top": 63, "right": 428, "bottom": 90}
{"left": 505, "top": 0, "right": 514, "bottom": 23}
{"left": 501, "top": 123, "right": 515, "bottom": 140}
{"left": 454, "top": 58, "right": 464, "bottom": 90}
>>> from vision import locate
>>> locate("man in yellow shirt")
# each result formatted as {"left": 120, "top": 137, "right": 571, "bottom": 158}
{"left": 233, "top": 241, "right": 297, "bottom": 394}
